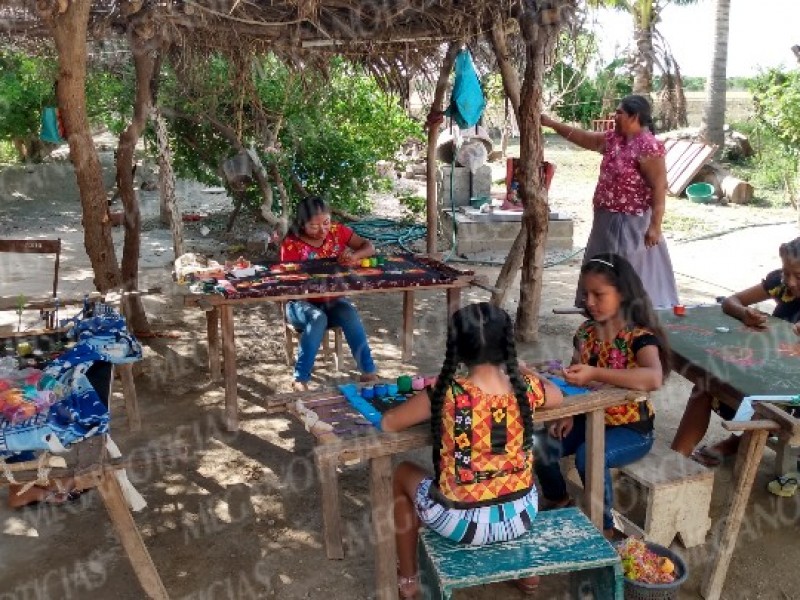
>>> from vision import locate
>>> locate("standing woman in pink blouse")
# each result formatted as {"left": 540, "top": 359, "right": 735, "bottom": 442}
{"left": 542, "top": 95, "right": 679, "bottom": 309}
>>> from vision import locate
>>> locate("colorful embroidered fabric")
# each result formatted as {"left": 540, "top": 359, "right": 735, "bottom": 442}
{"left": 0, "top": 311, "right": 142, "bottom": 457}
{"left": 280, "top": 222, "right": 353, "bottom": 261}
{"left": 593, "top": 130, "right": 665, "bottom": 216}
{"left": 763, "top": 269, "right": 800, "bottom": 323}
{"left": 574, "top": 320, "right": 658, "bottom": 426}
{"left": 436, "top": 374, "right": 545, "bottom": 505}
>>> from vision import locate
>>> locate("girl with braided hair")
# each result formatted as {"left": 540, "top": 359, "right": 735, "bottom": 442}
{"left": 381, "top": 302, "right": 563, "bottom": 598}
{"left": 535, "top": 253, "right": 670, "bottom": 540}
{"left": 672, "top": 236, "right": 800, "bottom": 473}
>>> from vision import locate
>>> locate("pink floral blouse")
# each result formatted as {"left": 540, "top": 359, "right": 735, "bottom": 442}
{"left": 592, "top": 130, "right": 665, "bottom": 215}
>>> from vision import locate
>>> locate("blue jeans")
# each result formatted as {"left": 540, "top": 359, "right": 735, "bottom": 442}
{"left": 534, "top": 415, "right": 654, "bottom": 530}
{"left": 285, "top": 298, "right": 376, "bottom": 383}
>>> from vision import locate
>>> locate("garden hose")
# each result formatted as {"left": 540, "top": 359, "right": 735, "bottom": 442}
{"left": 350, "top": 218, "right": 427, "bottom": 254}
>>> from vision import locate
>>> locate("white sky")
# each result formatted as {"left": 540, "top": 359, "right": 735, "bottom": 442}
{"left": 593, "top": 0, "right": 799, "bottom": 77}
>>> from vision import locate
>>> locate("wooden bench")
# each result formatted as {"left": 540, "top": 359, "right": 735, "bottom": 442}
{"left": 418, "top": 507, "right": 622, "bottom": 600}
{"left": 283, "top": 323, "right": 343, "bottom": 371}
{"left": 566, "top": 441, "right": 714, "bottom": 548}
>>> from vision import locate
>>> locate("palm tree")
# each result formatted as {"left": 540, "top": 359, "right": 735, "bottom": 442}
{"left": 590, "top": 0, "right": 697, "bottom": 97}
{"left": 699, "top": 0, "right": 731, "bottom": 150}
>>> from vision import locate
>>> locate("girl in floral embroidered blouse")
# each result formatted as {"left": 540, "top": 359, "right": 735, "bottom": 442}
{"left": 534, "top": 253, "right": 671, "bottom": 539}
{"left": 280, "top": 196, "right": 378, "bottom": 391}
{"left": 541, "top": 95, "right": 679, "bottom": 309}
{"left": 381, "top": 303, "right": 563, "bottom": 598}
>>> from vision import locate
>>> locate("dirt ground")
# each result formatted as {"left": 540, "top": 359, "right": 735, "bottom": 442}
{"left": 1, "top": 138, "right": 800, "bottom": 600}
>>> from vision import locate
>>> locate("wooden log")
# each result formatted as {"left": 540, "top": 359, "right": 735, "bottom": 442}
{"left": 720, "top": 174, "right": 754, "bottom": 205}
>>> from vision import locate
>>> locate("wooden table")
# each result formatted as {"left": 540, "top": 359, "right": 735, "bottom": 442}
{"left": 183, "top": 258, "right": 474, "bottom": 432}
{"left": 278, "top": 385, "right": 646, "bottom": 600}
{"left": 660, "top": 306, "right": 800, "bottom": 599}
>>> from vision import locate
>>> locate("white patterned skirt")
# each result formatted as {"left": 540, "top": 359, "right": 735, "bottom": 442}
{"left": 414, "top": 478, "right": 538, "bottom": 546}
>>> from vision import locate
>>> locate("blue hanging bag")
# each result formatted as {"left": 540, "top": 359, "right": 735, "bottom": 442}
{"left": 40, "top": 107, "right": 65, "bottom": 144}
{"left": 445, "top": 50, "right": 486, "bottom": 129}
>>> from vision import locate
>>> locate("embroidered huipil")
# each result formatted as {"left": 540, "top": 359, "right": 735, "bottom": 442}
{"left": 435, "top": 374, "right": 546, "bottom": 507}
{"left": 574, "top": 320, "right": 658, "bottom": 429}
{"left": 762, "top": 269, "right": 800, "bottom": 323}
{"left": 280, "top": 222, "right": 353, "bottom": 261}
{"left": 593, "top": 130, "right": 665, "bottom": 216}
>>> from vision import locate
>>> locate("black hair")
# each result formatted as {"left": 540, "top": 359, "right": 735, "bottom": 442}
{"left": 779, "top": 237, "right": 800, "bottom": 262}
{"left": 288, "top": 195, "right": 330, "bottom": 237}
{"left": 580, "top": 253, "right": 671, "bottom": 379}
{"left": 619, "top": 94, "right": 656, "bottom": 134}
{"left": 429, "top": 302, "right": 535, "bottom": 482}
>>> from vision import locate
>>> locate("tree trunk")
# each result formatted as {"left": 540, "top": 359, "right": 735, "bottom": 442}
{"left": 490, "top": 13, "right": 524, "bottom": 308}
{"left": 699, "top": 0, "right": 731, "bottom": 152}
{"left": 116, "top": 29, "right": 156, "bottom": 333}
{"left": 425, "top": 44, "right": 459, "bottom": 254}
{"left": 512, "top": 5, "right": 566, "bottom": 341}
{"left": 632, "top": 5, "right": 654, "bottom": 97}
{"left": 152, "top": 109, "right": 184, "bottom": 257}
{"left": 44, "top": 0, "right": 121, "bottom": 292}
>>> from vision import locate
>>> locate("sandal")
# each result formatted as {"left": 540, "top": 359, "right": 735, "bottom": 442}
{"left": 767, "top": 473, "right": 800, "bottom": 497}
{"left": 398, "top": 573, "right": 419, "bottom": 599}
{"left": 511, "top": 575, "right": 540, "bottom": 595}
{"left": 690, "top": 445, "right": 724, "bottom": 468}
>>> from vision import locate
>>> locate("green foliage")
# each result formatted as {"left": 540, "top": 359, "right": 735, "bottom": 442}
{"left": 85, "top": 65, "right": 135, "bottom": 135}
{"left": 0, "top": 140, "right": 17, "bottom": 163}
{"left": 726, "top": 119, "right": 797, "bottom": 208}
{"left": 750, "top": 68, "right": 800, "bottom": 153}
{"left": 0, "top": 51, "right": 57, "bottom": 143}
{"left": 166, "top": 54, "right": 421, "bottom": 216}
{"left": 396, "top": 189, "right": 426, "bottom": 219}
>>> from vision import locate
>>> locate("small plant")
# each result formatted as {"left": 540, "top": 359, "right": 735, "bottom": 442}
{"left": 397, "top": 189, "right": 426, "bottom": 219}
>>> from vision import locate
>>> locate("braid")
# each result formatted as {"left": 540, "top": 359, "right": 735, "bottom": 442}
{"left": 503, "top": 319, "right": 534, "bottom": 451}
{"left": 430, "top": 326, "right": 460, "bottom": 484}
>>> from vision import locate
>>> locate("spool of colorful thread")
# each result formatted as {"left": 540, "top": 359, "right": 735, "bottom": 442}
{"left": 387, "top": 383, "right": 399, "bottom": 396}
{"left": 374, "top": 383, "right": 388, "bottom": 398}
{"left": 423, "top": 376, "right": 437, "bottom": 388}
{"left": 360, "top": 258, "right": 371, "bottom": 268}
{"left": 397, "top": 375, "right": 413, "bottom": 394}
{"left": 376, "top": 255, "right": 386, "bottom": 266}
{"left": 361, "top": 385, "right": 375, "bottom": 399}
{"left": 411, "top": 376, "right": 425, "bottom": 391}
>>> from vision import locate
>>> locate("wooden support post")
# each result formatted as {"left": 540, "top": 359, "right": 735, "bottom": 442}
{"left": 315, "top": 452, "right": 345, "bottom": 560}
{"left": 401, "top": 291, "right": 414, "bottom": 362}
{"left": 219, "top": 305, "right": 238, "bottom": 431}
{"left": 97, "top": 473, "right": 169, "bottom": 599}
{"left": 206, "top": 308, "right": 221, "bottom": 381}
{"left": 446, "top": 287, "right": 461, "bottom": 315}
{"left": 118, "top": 363, "right": 140, "bottom": 431}
{"left": 585, "top": 409, "right": 605, "bottom": 530}
{"left": 702, "top": 429, "right": 769, "bottom": 600}
{"left": 370, "top": 455, "right": 397, "bottom": 600}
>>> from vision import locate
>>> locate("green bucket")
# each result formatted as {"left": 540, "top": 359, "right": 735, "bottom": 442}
{"left": 470, "top": 196, "right": 490, "bottom": 209}
{"left": 686, "top": 182, "right": 714, "bottom": 203}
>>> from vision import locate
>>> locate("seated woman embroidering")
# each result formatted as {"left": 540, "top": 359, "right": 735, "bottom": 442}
{"left": 280, "top": 196, "right": 379, "bottom": 392}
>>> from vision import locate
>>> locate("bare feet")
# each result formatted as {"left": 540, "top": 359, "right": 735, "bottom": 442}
{"left": 512, "top": 575, "right": 540, "bottom": 594}
{"left": 398, "top": 573, "right": 419, "bottom": 599}
{"left": 291, "top": 380, "right": 309, "bottom": 392}
{"left": 7, "top": 479, "right": 82, "bottom": 508}
{"left": 359, "top": 373, "right": 379, "bottom": 383}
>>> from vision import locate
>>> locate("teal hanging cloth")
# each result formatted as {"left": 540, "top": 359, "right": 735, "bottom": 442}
{"left": 445, "top": 50, "right": 486, "bottom": 129}
{"left": 40, "top": 107, "right": 65, "bottom": 144}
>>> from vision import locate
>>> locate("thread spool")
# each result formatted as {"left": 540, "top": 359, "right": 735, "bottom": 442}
{"left": 361, "top": 386, "right": 375, "bottom": 399}
{"left": 423, "top": 376, "right": 437, "bottom": 388}
{"left": 374, "top": 383, "right": 388, "bottom": 398}
{"left": 360, "top": 258, "right": 371, "bottom": 268}
{"left": 673, "top": 304, "right": 686, "bottom": 316}
{"left": 397, "top": 375, "right": 413, "bottom": 394}
{"left": 387, "top": 383, "right": 399, "bottom": 396}
{"left": 411, "top": 376, "right": 425, "bottom": 391}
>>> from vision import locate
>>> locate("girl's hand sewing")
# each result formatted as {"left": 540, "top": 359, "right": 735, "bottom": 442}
{"left": 563, "top": 364, "right": 595, "bottom": 386}
{"left": 338, "top": 248, "right": 357, "bottom": 266}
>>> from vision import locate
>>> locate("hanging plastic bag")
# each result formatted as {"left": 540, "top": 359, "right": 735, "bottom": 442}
{"left": 40, "top": 107, "right": 65, "bottom": 144}
{"left": 445, "top": 50, "right": 486, "bottom": 129}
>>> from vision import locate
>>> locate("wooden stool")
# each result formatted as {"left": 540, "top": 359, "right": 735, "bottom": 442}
{"left": 614, "top": 441, "right": 714, "bottom": 548}
{"left": 283, "top": 323, "right": 344, "bottom": 372}
{"left": 418, "top": 507, "right": 622, "bottom": 600}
